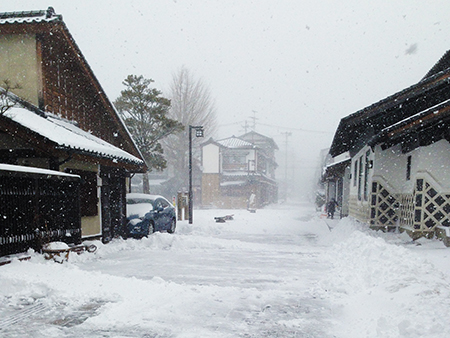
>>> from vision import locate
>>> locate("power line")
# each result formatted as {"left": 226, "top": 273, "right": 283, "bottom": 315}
{"left": 257, "top": 122, "right": 332, "bottom": 134}
{"left": 218, "top": 120, "right": 332, "bottom": 134}
{"left": 249, "top": 110, "right": 259, "bottom": 131}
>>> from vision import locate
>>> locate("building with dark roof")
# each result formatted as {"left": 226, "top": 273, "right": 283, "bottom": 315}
{"left": 0, "top": 8, "right": 147, "bottom": 248}
{"left": 325, "top": 49, "right": 450, "bottom": 245}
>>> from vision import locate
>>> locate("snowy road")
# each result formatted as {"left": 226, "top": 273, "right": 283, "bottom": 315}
{"left": 1, "top": 201, "right": 450, "bottom": 337}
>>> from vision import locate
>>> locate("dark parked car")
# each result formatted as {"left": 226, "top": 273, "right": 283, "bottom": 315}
{"left": 124, "top": 193, "right": 176, "bottom": 238}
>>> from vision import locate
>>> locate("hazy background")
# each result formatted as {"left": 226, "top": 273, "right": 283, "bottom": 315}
{"left": 4, "top": 0, "right": 450, "bottom": 198}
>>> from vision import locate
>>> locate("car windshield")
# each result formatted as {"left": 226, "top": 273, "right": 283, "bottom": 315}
{"left": 126, "top": 198, "right": 155, "bottom": 205}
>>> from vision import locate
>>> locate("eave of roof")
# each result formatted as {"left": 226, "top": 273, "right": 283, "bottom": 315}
{"left": 0, "top": 163, "right": 79, "bottom": 179}
{"left": 200, "top": 137, "right": 223, "bottom": 148}
{"left": 4, "top": 106, "right": 145, "bottom": 167}
{"left": 217, "top": 136, "right": 255, "bottom": 149}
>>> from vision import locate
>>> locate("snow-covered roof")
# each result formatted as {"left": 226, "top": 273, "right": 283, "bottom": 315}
{"left": 368, "top": 98, "right": 450, "bottom": 148}
{"left": 0, "top": 163, "right": 79, "bottom": 178}
{"left": 0, "top": 7, "right": 62, "bottom": 25}
{"left": 217, "top": 136, "right": 255, "bottom": 149}
{"left": 329, "top": 49, "right": 450, "bottom": 157}
{"left": 325, "top": 152, "right": 351, "bottom": 168}
{"left": 381, "top": 99, "right": 450, "bottom": 135}
{"left": 5, "top": 106, "right": 144, "bottom": 165}
{"left": 220, "top": 180, "right": 246, "bottom": 187}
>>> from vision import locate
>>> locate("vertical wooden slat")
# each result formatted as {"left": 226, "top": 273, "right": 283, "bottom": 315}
{"left": 0, "top": 173, "right": 81, "bottom": 257}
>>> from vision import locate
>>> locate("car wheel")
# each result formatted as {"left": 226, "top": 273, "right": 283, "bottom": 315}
{"left": 167, "top": 219, "right": 176, "bottom": 234}
{"left": 148, "top": 222, "right": 155, "bottom": 236}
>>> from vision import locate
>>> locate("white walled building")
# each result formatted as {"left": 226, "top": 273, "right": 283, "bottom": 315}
{"left": 201, "top": 133, "right": 278, "bottom": 209}
{"left": 327, "top": 49, "right": 450, "bottom": 244}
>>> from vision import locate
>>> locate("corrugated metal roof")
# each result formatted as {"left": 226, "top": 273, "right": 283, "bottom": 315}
{"left": 217, "top": 136, "right": 254, "bottom": 149}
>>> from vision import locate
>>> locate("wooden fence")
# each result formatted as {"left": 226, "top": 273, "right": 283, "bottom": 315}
{"left": 0, "top": 165, "right": 81, "bottom": 257}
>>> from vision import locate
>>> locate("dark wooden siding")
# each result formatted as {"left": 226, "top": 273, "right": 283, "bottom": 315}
{"left": 0, "top": 171, "right": 81, "bottom": 257}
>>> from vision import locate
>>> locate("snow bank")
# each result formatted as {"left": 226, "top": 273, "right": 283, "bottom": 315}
{"left": 1, "top": 204, "right": 450, "bottom": 337}
{"left": 317, "top": 218, "right": 450, "bottom": 338}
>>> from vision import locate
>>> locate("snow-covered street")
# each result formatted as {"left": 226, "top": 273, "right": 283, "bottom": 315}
{"left": 1, "top": 201, "right": 450, "bottom": 337}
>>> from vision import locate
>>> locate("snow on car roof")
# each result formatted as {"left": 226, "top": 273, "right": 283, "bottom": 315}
{"left": 126, "top": 193, "right": 164, "bottom": 200}
{"left": 5, "top": 107, "right": 143, "bottom": 165}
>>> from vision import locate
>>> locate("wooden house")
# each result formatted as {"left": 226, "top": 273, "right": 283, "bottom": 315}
{"left": 0, "top": 8, "right": 147, "bottom": 246}
{"left": 201, "top": 132, "right": 278, "bottom": 209}
{"left": 327, "top": 49, "right": 450, "bottom": 244}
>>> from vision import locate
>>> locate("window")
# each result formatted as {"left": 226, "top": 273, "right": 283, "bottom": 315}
{"left": 358, "top": 156, "right": 363, "bottom": 201}
{"left": 406, "top": 155, "right": 412, "bottom": 181}
{"left": 353, "top": 160, "right": 358, "bottom": 187}
{"left": 223, "top": 154, "right": 246, "bottom": 165}
{"left": 160, "top": 198, "right": 170, "bottom": 208}
{"left": 364, "top": 150, "right": 370, "bottom": 201}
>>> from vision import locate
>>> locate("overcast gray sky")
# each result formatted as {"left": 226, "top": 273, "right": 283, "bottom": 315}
{"left": 4, "top": 0, "right": 450, "bottom": 195}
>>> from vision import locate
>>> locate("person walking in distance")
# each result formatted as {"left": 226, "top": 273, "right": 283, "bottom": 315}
{"left": 327, "top": 198, "right": 339, "bottom": 219}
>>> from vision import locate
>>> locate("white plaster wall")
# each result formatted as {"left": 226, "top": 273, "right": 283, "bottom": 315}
{"left": 342, "top": 166, "right": 351, "bottom": 216}
{"left": 246, "top": 149, "right": 256, "bottom": 170}
{"left": 373, "top": 144, "right": 413, "bottom": 193}
{"left": 202, "top": 144, "right": 220, "bottom": 173}
{"left": 0, "top": 34, "right": 40, "bottom": 106}
{"left": 372, "top": 139, "right": 450, "bottom": 193}
{"left": 415, "top": 139, "right": 450, "bottom": 190}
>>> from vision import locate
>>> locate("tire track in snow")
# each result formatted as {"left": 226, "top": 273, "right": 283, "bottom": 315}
{"left": 0, "top": 303, "right": 47, "bottom": 329}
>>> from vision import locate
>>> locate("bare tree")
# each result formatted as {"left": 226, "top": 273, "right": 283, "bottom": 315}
{"left": 0, "top": 80, "right": 21, "bottom": 115}
{"left": 162, "top": 66, "right": 218, "bottom": 195}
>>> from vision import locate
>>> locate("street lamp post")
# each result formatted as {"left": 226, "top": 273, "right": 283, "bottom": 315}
{"left": 188, "top": 125, "right": 204, "bottom": 224}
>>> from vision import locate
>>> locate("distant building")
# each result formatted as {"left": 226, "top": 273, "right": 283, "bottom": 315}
{"left": 201, "top": 131, "right": 278, "bottom": 209}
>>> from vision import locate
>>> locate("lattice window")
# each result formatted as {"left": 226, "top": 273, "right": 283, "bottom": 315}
{"left": 414, "top": 179, "right": 450, "bottom": 231}
{"left": 370, "top": 182, "right": 398, "bottom": 226}
{"left": 398, "top": 193, "right": 415, "bottom": 229}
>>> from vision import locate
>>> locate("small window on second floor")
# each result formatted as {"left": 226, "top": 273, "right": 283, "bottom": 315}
{"left": 406, "top": 155, "right": 412, "bottom": 181}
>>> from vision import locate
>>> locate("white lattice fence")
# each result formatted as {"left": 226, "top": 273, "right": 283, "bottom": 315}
{"left": 413, "top": 178, "right": 450, "bottom": 232}
{"left": 397, "top": 193, "right": 415, "bottom": 229}
{"left": 370, "top": 181, "right": 398, "bottom": 228}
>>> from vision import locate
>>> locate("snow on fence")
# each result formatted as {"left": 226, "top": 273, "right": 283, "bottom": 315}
{"left": 0, "top": 164, "right": 81, "bottom": 257}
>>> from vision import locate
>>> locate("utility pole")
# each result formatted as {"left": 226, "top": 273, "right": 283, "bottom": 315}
{"left": 241, "top": 120, "right": 249, "bottom": 134}
{"left": 249, "top": 110, "right": 258, "bottom": 131}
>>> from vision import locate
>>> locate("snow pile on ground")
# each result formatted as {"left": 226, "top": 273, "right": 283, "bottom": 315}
{"left": 317, "top": 218, "right": 450, "bottom": 338}
{"left": 1, "top": 203, "right": 450, "bottom": 337}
